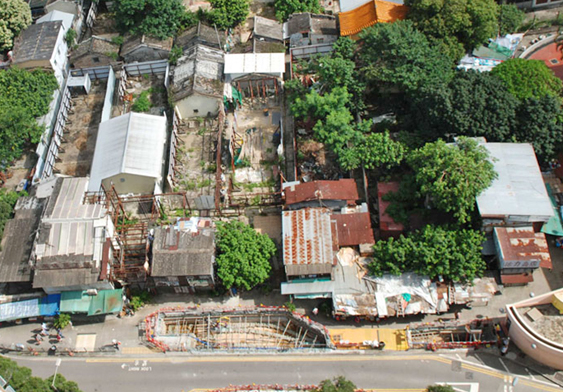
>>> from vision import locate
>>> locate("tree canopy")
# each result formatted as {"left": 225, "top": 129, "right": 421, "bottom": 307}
{"left": 491, "top": 58, "right": 563, "bottom": 100}
{"left": 315, "top": 376, "right": 356, "bottom": 392}
{"left": 339, "top": 131, "right": 406, "bottom": 171}
{"left": 369, "top": 225, "right": 486, "bottom": 282}
{"left": 0, "top": 356, "right": 83, "bottom": 392}
{"left": 0, "top": 67, "right": 58, "bottom": 164}
{"left": 112, "top": 0, "right": 186, "bottom": 39}
{"left": 0, "top": 0, "right": 32, "bottom": 50}
{"left": 0, "top": 189, "right": 21, "bottom": 238}
{"left": 408, "top": 138, "right": 497, "bottom": 224}
{"left": 215, "top": 221, "right": 276, "bottom": 291}
{"left": 499, "top": 4, "right": 525, "bottom": 36}
{"left": 275, "top": 0, "right": 322, "bottom": 22}
{"left": 406, "top": 0, "right": 499, "bottom": 61}
{"left": 206, "top": 0, "right": 250, "bottom": 29}
{"left": 359, "top": 21, "right": 454, "bottom": 93}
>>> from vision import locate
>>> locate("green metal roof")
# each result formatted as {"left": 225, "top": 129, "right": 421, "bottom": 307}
{"left": 60, "top": 289, "right": 123, "bottom": 315}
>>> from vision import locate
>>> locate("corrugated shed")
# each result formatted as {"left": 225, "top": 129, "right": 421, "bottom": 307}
{"left": 88, "top": 112, "right": 167, "bottom": 192}
{"left": 284, "top": 179, "right": 359, "bottom": 206}
{"left": 282, "top": 208, "right": 335, "bottom": 274}
{"left": 224, "top": 53, "right": 285, "bottom": 75}
{"left": 331, "top": 212, "right": 375, "bottom": 246}
{"left": 477, "top": 143, "right": 553, "bottom": 220}
{"left": 339, "top": 0, "right": 408, "bottom": 37}
{"left": 494, "top": 227, "right": 552, "bottom": 269}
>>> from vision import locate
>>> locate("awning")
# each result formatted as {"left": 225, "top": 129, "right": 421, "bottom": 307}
{"left": 60, "top": 289, "right": 123, "bottom": 315}
{"left": 0, "top": 294, "right": 60, "bottom": 322}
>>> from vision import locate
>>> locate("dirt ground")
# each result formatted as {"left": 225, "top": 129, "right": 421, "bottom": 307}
{"left": 55, "top": 83, "right": 106, "bottom": 177}
{"left": 115, "top": 74, "right": 168, "bottom": 118}
{"left": 1, "top": 152, "right": 36, "bottom": 191}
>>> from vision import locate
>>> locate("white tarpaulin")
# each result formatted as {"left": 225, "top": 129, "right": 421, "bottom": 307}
{"left": 0, "top": 298, "right": 40, "bottom": 322}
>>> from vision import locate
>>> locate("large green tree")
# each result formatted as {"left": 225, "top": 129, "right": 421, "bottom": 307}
{"left": 369, "top": 225, "right": 486, "bottom": 282}
{"left": 406, "top": 0, "right": 499, "bottom": 61}
{"left": 408, "top": 138, "right": 497, "bottom": 224}
{"left": 359, "top": 21, "right": 454, "bottom": 93}
{"left": 275, "top": 0, "right": 321, "bottom": 22}
{"left": 216, "top": 221, "right": 276, "bottom": 290}
{"left": 207, "top": 0, "right": 250, "bottom": 29}
{"left": 491, "top": 58, "right": 563, "bottom": 101}
{"left": 339, "top": 131, "right": 406, "bottom": 171}
{"left": 0, "top": 67, "right": 58, "bottom": 164}
{"left": 0, "top": 356, "right": 83, "bottom": 392}
{"left": 0, "top": 0, "right": 31, "bottom": 50}
{"left": 499, "top": 4, "right": 525, "bottom": 36}
{"left": 112, "top": 0, "right": 186, "bottom": 39}
{"left": 408, "top": 70, "right": 519, "bottom": 142}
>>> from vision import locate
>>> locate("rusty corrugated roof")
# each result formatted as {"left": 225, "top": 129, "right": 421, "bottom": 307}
{"left": 331, "top": 212, "right": 375, "bottom": 246}
{"left": 284, "top": 179, "right": 359, "bottom": 206}
{"left": 282, "top": 208, "right": 334, "bottom": 267}
{"left": 494, "top": 227, "right": 552, "bottom": 269}
{"left": 338, "top": 0, "right": 408, "bottom": 37}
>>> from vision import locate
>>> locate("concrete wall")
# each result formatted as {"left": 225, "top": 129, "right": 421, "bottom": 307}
{"left": 507, "top": 289, "right": 563, "bottom": 370}
{"left": 175, "top": 94, "right": 219, "bottom": 118}
{"left": 49, "top": 27, "right": 69, "bottom": 86}
{"left": 103, "top": 173, "right": 157, "bottom": 195}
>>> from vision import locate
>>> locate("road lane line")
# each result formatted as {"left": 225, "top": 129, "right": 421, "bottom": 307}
{"left": 498, "top": 358, "right": 511, "bottom": 374}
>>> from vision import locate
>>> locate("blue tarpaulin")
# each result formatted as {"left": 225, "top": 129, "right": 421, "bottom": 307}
{"left": 40, "top": 294, "right": 61, "bottom": 316}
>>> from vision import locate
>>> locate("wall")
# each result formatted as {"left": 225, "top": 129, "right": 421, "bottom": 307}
{"left": 49, "top": 27, "right": 69, "bottom": 86}
{"left": 100, "top": 66, "right": 116, "bottom": 122}
{"left": 175, "top": 94, "right": 219, "bottom": 118}
{"left": 123, "top": 47, "right": 170, "bottom": 63}
{"left": 507, "top": 289, "right": 563, "bottom": 370}
{"left": 103, "top": 173, "right": 157, "bottom": 195}
{"left": 311, "top": 34, "right": 337, "bottom": 46}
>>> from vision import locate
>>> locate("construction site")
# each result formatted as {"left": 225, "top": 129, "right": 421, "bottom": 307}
{"left": 144, "top": 307, "right": 333, "bottom": 352}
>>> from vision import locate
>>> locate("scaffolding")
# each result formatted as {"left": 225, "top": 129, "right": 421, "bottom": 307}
{"left": 144, "top": 306, "right": 334, "bottom": 352}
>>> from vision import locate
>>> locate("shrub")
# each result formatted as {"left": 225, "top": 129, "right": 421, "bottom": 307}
{"left": 131, "top": 91, "right": 151, "bottom": 112}
{"left": 53, "top": 313, "right": 71, "bottom": 329}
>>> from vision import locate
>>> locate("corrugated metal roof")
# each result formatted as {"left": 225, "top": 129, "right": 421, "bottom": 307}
{"left": 46, "top": 177, "right": 105, "bottom": 220}
{"left": 377, "top": 182, "right": 404, "bottom": 233}
{"left": 282, "top": 208, "right": 334, "bottom": 268}
{"left": 477, "top": 143, "right": 554, "bottom": 220}
{"left": 331, "top": 212, "right": 375, "bottom": 246}
{"left": 494, "top": 227, "right": 552, "bottom": 269}
{"left": 283, "top": 179, "right": 359, "bottom": 206}
{"left": 88, "top": 112, "right": 167, "bottom": 192}
{"left": 224, "top": 53, "right": 285, "bottom": 75}
{"left": 37, "top": 10, "right": 74, "bottom": 31}
{"left": 13, "top": 21, "right": 62, "bottom": 64}
{"left": 281, "top": 280, "right": 334, "bottom": 295}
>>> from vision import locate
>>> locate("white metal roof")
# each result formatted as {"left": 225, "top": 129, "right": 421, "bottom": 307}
{"left": 37, "top": 10, "right": 74, "bottom": 31}
{"left": 88, "top": 112, "right": 167, "bottom": 192}
{"left": 476, "top": 143, "right": 553, "bottom": 219}
{"left": 224, "top": 53, "right": 285, "bottom": 75}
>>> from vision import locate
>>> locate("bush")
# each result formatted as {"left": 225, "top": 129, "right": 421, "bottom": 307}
{"left": 131, "top": 91, "right": 151, "bottom": 112}
{"left": 284, "top": 302, "right": 296, "bottom": 312}
{"left": 65, "top": 28, "right": 77, "bottom": 45}
{"left": 169, "top": 45, "right": 183, "bottom": 65}
{"left": 53, "top": 313, "right": 71, "bottom": 329}
{"left": 130, "top": 290, "right": 151, "bottom": 311}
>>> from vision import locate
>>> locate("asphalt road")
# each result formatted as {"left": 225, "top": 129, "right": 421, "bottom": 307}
{"left": 11, "top": 353, "right": 563, "bottom": 392}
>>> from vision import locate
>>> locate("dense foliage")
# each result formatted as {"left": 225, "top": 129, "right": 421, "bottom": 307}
{"left": 499, "top": 4, "right": 525, "bottom": 35}
{"left": 491, "top": 58, "right": 563, "bottom": 100}
{"left": 206, "top": 0, "right": 250, "bottom": 29}
{"left": 0, "top": 357, "right": 83, "bottom": 392}
{"left": 0, "top": 0, "right": 31, "bottom": 50}
{"left": 315, "top": 376, "right": 356, "bottom": 392}
{"left": 0, "top": 189, "right": 20, "bottom": 238}
{"left": 406, "top": 0, "right": 499, "bottom": 61}
{"left": 112, "top": 0, "right": 186, "bottom": 39}
{"left": 275, "top": 0, "right": 322, "bottom": 22}
{"left": 0, "top": 67, "right": 58, "bottom": 164}
{"left": 408, "top": 138, "right": 497, "bottom": 224}
{"left": 369, "top": 225, "right": 486, "bottom": 282}
{"left": 216, "top": 221, "right": 276, "bottom": 290}
{"left": 359, "top": 21, "right": 454, "bottom": 93}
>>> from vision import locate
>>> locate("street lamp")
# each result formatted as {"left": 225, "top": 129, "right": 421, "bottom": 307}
{"left": 52, "top": 358, "right": 62, "bottom": 391}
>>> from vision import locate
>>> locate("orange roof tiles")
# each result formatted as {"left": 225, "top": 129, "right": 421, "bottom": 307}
{"left": 339, "top": 0, "right": 409, "bottom": 37}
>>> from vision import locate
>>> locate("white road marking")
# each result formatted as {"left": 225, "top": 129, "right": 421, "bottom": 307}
{"left": 499, "top": 358, "right": 511, "bottom": 374}
{"left": 525, "top": 367, "right": 537, "bottom": 380}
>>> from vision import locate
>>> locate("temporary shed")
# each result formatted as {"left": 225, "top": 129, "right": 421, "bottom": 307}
{"left": 224, "top": 53, "right": 285, "bottom": 80}
{"left": 88, "top": 112, "right": 167, "bottom": 194}
{"left": 476, "top": 143, "right": 554, "bottom": 227}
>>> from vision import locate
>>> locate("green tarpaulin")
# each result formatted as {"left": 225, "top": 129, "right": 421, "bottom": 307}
{"left": 60, "top": 289, "right": 123, "bottom": 315}
{"left": 542, "top": 184, "right": 563, "bottom": 236}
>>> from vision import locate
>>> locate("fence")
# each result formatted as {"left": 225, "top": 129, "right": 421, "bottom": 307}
{"left": 71, "top": 65, "right": 112, "bottom": 80}
{"left": 41, "top": 81, "right": 72, "bottom": 179}
{"left": 123, "top": 60, "right": 169, "bottom": 77}
{"left": 100, "top": 66, "right": 116, "bottom": 122}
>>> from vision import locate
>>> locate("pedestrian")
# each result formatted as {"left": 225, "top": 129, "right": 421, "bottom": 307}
{"left": 35, "top": 334, "right": 43, "bottom": 345}
{"left": 40, "top": 322, "right": 48, "bottom": 336}
{"left": 112, "top": 339, "right": 121, "bottom": 350}
{"left": 57, "top": 332, "right": 63, "bottom": 342}
{"left": 312, "top": 308, "right": 319, "bottom": 316}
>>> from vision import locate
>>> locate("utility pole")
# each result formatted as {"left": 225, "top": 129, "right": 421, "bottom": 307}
{"left": 52, "top": 358, "right": 62, "bottom": 391}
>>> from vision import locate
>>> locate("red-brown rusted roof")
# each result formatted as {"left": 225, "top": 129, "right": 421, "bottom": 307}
{"left": 378, "top": 182, "right": 404, "bottom": 233}
{"left": 331, "top": 212, "right": 375, "bottom": 246}
{"left": 494, "top": 227, "right": 552, "bottom": 270}
{"left": 284, "top": 179, "right": 359, "bottom": 206}
{"left": 501, "top": 273, "right": 534, "bottom": 285}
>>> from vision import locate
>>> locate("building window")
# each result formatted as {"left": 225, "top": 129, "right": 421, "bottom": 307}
{"left": 193, "top": 109, "right": 199, "bottom": 114}
{"left": 92, "top": 57, "right": 100, "bottom": 63}
{"left": 317, "top": 38, "right": 324, "bottom": 44}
